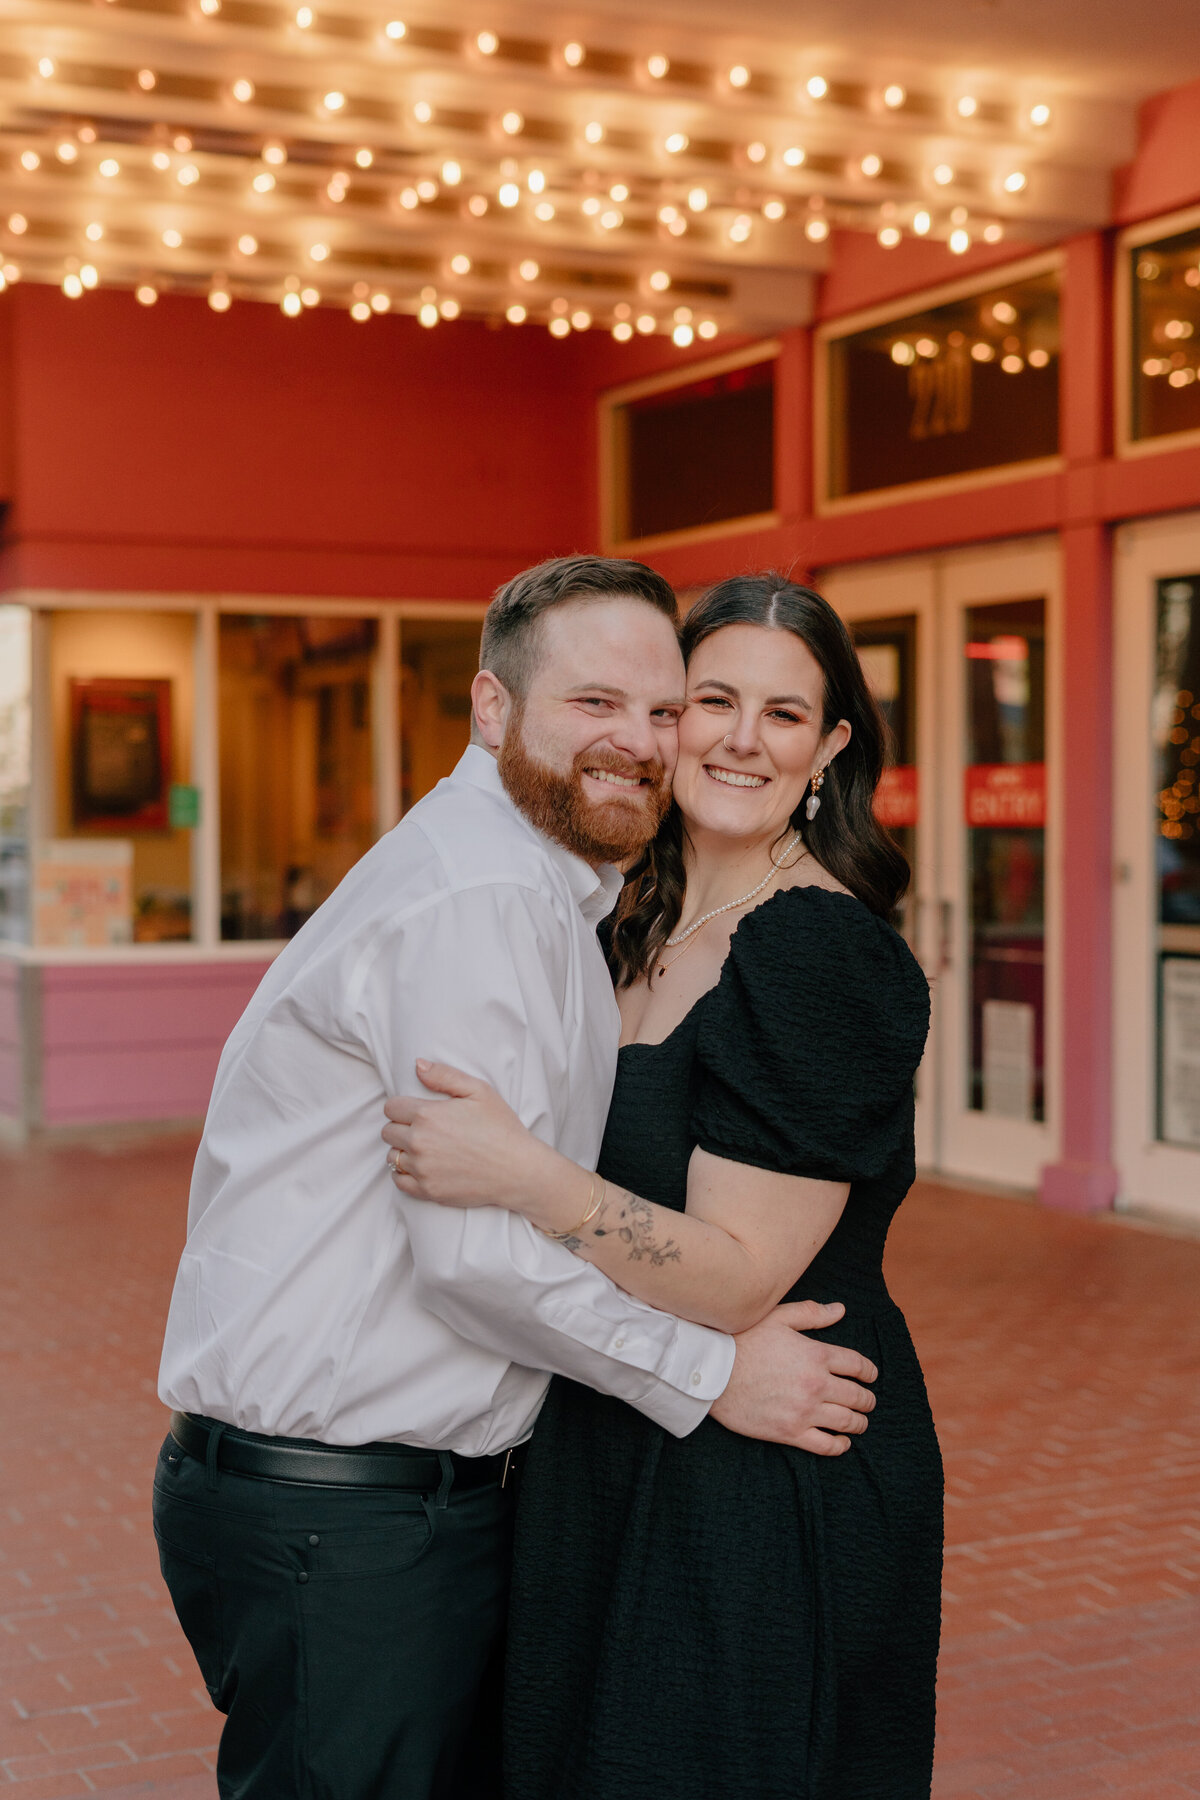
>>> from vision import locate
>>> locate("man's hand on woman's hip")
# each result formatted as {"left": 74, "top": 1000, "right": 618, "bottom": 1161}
{"left": 709, "top": 1301, "right": 877, "bottom": 1455}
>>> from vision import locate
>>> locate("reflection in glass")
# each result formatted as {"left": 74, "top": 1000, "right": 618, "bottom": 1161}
{"left": 399, "top": 618, "right": 481, "bottom": 816}
{"left": 616, "top": 358, "right": 775, "bottom": 541}
{"left": 0, "top": 607, "right": 32, "bottom": 943}
{"left": 219, "top": 615, "right": 377, "bottom": 940}
{"left": 1153, "top": 576, "right": 1200, "bottom": 1147}
{"left": 851, "top": 614, "right": 918, "bottom": 945}
{"left": 964, "top": 598, "right": 1047, "bottom": 1121}
{"left": 1130, "top": 229, "right": 1200, "bottom": 443}
{"left": 827, "top": 269, "right": 1060, "bottom": 499}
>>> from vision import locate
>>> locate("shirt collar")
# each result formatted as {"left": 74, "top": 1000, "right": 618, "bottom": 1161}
{"left": 449, "top": 746, "right": 626, "bottom": 926}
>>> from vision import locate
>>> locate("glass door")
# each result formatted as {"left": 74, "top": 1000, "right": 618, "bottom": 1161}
{"left": 824, "top": 539, "right": 1059, "bottom": 1188}
{"left": 820, "top": 558, "right": 940, "bottom": 1170}
{"left": 1114, "top": 514, "right": 1200, "bottom": 1222}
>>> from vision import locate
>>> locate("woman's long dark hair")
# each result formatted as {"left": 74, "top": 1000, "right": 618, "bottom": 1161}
{"left": 609, "top": 573, "right": 910, "bottom": 988}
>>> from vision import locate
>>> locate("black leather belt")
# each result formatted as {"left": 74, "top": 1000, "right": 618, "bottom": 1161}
{"left": 169, "top": 1412, "right": 520, "bottom": 1491}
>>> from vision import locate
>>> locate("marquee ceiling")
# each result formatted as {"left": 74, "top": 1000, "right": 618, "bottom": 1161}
{"left": 0, "top": 0, "right": 1154, "bottom": 340}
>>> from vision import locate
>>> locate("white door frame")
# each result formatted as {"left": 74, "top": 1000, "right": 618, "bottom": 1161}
{"left": 822, "top": 536, "right": 1061, "bottom": 1189}
{"left": 820, "top": 556, "right": 940, "bottom": 1172}
{"left": 1113, "top": 512, "right": 1200, "bottom": 1223}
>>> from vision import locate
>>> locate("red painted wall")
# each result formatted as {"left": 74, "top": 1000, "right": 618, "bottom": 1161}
{"left": 0, "top": 285, "right": 604, "bottom": 600}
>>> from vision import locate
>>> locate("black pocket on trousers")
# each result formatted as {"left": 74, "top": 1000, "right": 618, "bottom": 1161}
{"left": 154, "top": 1528, "right": 224, "bottom": 1704}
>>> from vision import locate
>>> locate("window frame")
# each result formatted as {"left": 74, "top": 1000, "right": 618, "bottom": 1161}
{"left": 0, "top": 589, "right": 486, "bottom": 964}
{"left": 813, "top": 250, "right": 1065, "bottom": 516}
{"left": 598, "top": 339, "right": 781, "bottom": 553}
{"left": 1115, "top": 202, "right": 1200, "bottom": 462}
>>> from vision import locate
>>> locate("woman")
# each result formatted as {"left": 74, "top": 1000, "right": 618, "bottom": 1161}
{"left": 384, "top": 575, "right": 941, "bottom": 1800}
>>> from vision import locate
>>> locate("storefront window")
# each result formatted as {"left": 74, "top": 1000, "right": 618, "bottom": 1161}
{"left": 1129, "top": 226, "right": 1200, "bottom": 445}
{"left": 824, "top": 267, "right": 1060, "bottom": 501}
{"left": 42, "top": 610, "right": 195, "bottom": 946}
{"left": 399, "top": 618, "right": 480, "bottom": 815}
{"left": 963, "top": 599, "right": 1047, "bottom": 1122}
{"left": 609, "top": 355, "right": 775, "bottom": 542}
{"left": 0, "top": 606, "right": 32, "bottom": 944}
{"left": 1154, "top": 575, "right": 1200, "bottom": 1146}
{"left": 219, "top": 615, "right": 377, "bottom": 940}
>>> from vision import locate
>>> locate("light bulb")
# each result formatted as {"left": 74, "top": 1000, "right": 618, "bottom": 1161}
{"left": 549, "top": 317, "right": 570, "bottom": 338}
{"left": 385, "top": 19, "right": 406, "bottom": 38}
{"left": 698, "top": 319, "right": 718, "bottom": 339}
{"left": 467, "top": 194, "right": 487, "bottom": 215}
{"left": 476, "top": 30, "right": 498, "bottom": 54}
{"left": 413, "top": 101, "right": 432, "bottom": 123}
{"left": 534, "top": 201, "right": 555, "bottom": 221}
{"left": 763, "top": 199, "right": 786, "bottom": 220}
{"left": 450, "top": 254, "right": 471, "bottom": 275}
{"left": 584, "top": 121, "right": 604, "bottom": 144}
{"left": 983, "top": 222, "right": 1004, "bottom": 243}
{"left": 688, "top": 187, "right": 708, "bottom": 211}
{"left": 136, "top": 284, "right": 157, "bottom": 305}
{"left": 861, "top": 154, "right": 882, "bottom": 178}
{"left": 7, "top": 213, "right": 26, "bottom": 234}
{"left": 208, "top": 289, "right": 231, "bottom": 311}
{"left": 232, "top": 79, "right": 255, "bottom": 102}
{"left": 309, "top": 241, "right": 329, "bottom": 260}
{"left": 600, "top": 209, "right": 623, "bottom": 229}
{"left": 238, "top": 234, "right": 258, "bottom": 254}
{"left": 85, "top": 221, "right": 104, "bottom": 241}
{"left": 1001, "top": 353, "right": 1023, "bottom": 373}
{"left": 949, "top": 227, "right": 970, "bottom": 253}
{"left": 518, "top": 259, "right": 539, "bottom": 281}
{"left": 63, "top": 273, "right": 84, "bottom": 299}
{"left": 648, "top": 269, "right": 671, "bottom": 291}
{"left": 806, "top": 76, "right": 828, "bottom": 99}
{"left": 56, "top": 142, "right": 78, "bottom": 163}
{"left": 505, "top": 303, "right": 526, "bottom": 323}
{"left": 416, "top": 179, "right": 437, "bottom": 200}
{"left": 323, "top": 90, "right": 345, "bottom": 110}
{"left": 805, "top": 216, "right": 829, "bottom": 242}
{"left": 612, "top": 320, "right": 633, "bottom": 341}
{"left": 263, "top": 141, "right": 287, "bottom": 165}
{"left": 672, "top": 323, "right": 694, "bottom": 346}
{"left": 563, "top": 42, "right": 585, "bottom": 67}
{"left": 729, "top": 65, "right": 750, "bottom": 88}
{"left": 912, "top": 209, "right": 931, "bottom": 235}
{"left": 177, "top": 163, "right": 199, "bottom": 185}
{"left": 351, "top": 301, "right": 372, "bottom": 321}
{"left": 636, "top": 314, "right": 656, "bottom": 334}
{"left": 498, "top": 182, "right": 520, "bottom": 207}
{"left": 729, "top": 214, "right": 752, "bottom": 242}
{"left": 80, "top": 264, "right": 98, "bottom": 288}
{"left": 356, "top": 148, "right": 374, "bottom": 168}
{"left": 295, "top": 5, "right": 314, "bottom": 23}
{"left": 1028, "top": 347, "right": 1049, "bottom": 367}
{"left": 199, "top": 0, "right": 221, "bottom": 13}
{"left": 1003, "top": 170, "right": 1027, "bottom": 192}
{"left": 957, "top": 95, "right": 977, "bottom": 118}
{"left": 609, "top": 182, "right": 629, "bottom": 201}
{"left": 658, "top": 204, "right": 679, "bottom": 225}
{"left": 878, "top": 225, "right": 901, "bottom": 247}
{"left": 301, "top": 286, "right": 320, "bottom": 305}
{"left": 883, "top": 84, "right": 906, "bottom": 107}
{"left": 932, "top": 164, "right": 954, "bottom": 186}
{"left": 441, "top": 160, "right": 462, "bottom": 185}
{"left": 783, "top": 146, "right": 805, "bottom": 167}
{"left": 37, "top": 56, "right": 56, "bottom": 78}
{"left": 162, "top": 228, "right": 183, "bottom": 247}
{"left": 647, "top": 54, "right": 669, "bottom": 79}
{"left": 665, "top": 133, "right": 688, "bottom": 154}
{"left": 1030, "top": 103, "right": 1051, "bottom": 126}
{"left": 20, "top": 151, "right": 40, "bottom": 171}
{"left": 571, "top": 309, "right": 592, "bottom": 330}
{"left": 746, "top": 141, "right": 767, "bottom": 163}
{"left": 282, "top": 290, "right": 302, "bottom": 315}
{"left": 99, "top": 158, "right": 120, "bottom": 177}
{"left": 137, "top": 68, "right": 157, "bottom": 89}
{"left": 440, "top": 298, "right": 460, "bottom": 318}
{"left": 501, "top": 111, "right": 523, "bottom": 135}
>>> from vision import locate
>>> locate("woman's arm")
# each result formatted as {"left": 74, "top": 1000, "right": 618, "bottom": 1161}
{"left": 383, "top": 1061, "right": 848, "bottom": 1335}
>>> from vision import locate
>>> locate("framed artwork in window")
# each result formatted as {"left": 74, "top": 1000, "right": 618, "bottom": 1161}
{"left": 70, "top": 677, "right": 172, "bottom": 832}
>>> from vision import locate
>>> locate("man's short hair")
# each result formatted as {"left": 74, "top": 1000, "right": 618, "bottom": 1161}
{"left": 479, "top": 555, "right": 678, "bottom": 698}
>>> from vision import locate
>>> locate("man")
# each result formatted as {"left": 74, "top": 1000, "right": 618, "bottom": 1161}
{"left": 155, "top": 555, "right": 877, "bottom": 1800}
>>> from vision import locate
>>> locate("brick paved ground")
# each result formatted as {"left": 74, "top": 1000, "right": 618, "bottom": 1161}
{"left": 1, "top": 1136, "right": 1197, "bottom": 1798}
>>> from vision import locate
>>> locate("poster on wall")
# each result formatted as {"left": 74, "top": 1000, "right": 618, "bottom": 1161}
{"left": 1161, "top": 956, "right": 1200, "bottom": 1149}
{"left": 70, "top": 678, "right": 172, "bottom": 832}
{"left": 32, "top": 840, "right": 133, "bottom": 947}
{"left": 982, "top": 998, "right": 1036, "bottom": 1120}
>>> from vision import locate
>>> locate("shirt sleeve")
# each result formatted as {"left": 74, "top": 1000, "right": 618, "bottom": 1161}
{"left": 352, "top": 879, "right": 734, "bottom": 1438}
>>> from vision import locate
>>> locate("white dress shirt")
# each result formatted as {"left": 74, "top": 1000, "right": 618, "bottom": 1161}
{"left": 159, "top": 746, "right": 734, "bottom": 1454}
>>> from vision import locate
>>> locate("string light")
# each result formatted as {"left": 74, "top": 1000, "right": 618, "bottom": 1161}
{"left": 199, "top": 0, "right": 221, "bottom": 13}
{"left": 571, "top": 308, "right": 591, "bottom": 329}
{"left": 688, "top": 187, "right": 708, "bottom": 211}
{"left": 600, "top": 208, "right": 623, "bottom": 229}
{"left": 498, "top": 181, "right": 519, "bottom": 206}
{"left": 528, "top": 169, "right": 546, "bottom": 193}
{"left": 883, "top": 84, "right": 906, "bottom": 107}
{"left": 356, "top": 148, "right": 374, "bottom": 168}
{"left": 933, "top": 164, "right": 954, "bottom": 186}
{"left": 583, "top": 196, "right": 602, "bottom": 216}
{"left": 806, "top": 76, "right": 828, "bottom": 99}
{"left": 584, "top": 121, "right": 604, "bottom": 144}
{"left": 439, "top": 298, "right": 460, "bottom": 318}
{"left": 647, "top": 55, "right": 669, "bottom": 79}
{"left": 162, "top": 228, "right": 183, "bottom": 247}
{"left": 8, "top": 214, "right": 27, "bottom": 235}
{"left": 37, "top": 57, "right": 56, "bottom": 79}
{"left": 442, "top": 160, "right": 462, "bottom": 184}
{"left": 80, "top": 264, "right": 99, "bottom": 288}
{"left": 673, "top": 322, "right": 694, "bottom": 345}
{"left": 562, "top": 43, "right": 584, "bottom": 67}
{"left": 746, "top": 141, "right": 767, "bottom": 163}
{"left": 636, "top": 313, "right": 656, "bottom": 333}
{"left": 295, "top": 6, "right": 315, "bottom": 24}
{"left": 449, "top": 254, "right": 471, "bottom": 274}
{"left": 63, "top": 272, "right": 84, "bottom": 299}
{"left": 983, "top": 221, "right": 1005, "bottom": 242}
{"left": 413, "top": 101, "right": 432, "bottom": 123}
{"left": 648, "top": 269, "right": 671, "bottom": 291}
{"left": 1030, "top": 103, "right": 1051, "bottom": 126}
{"left": 253, "top": 172, "right": 275, "bottom": 192}
{"left": 698, "top": 319, "right": 718, "bottom": 339}
{"left": 208, "top": 287, "right": 231, "bottom": 311}
{"left": 549, "top": 316, "right": 570, "bottom": 337}
{"left": 729, "top": 214, "right": 752, "bottom": 242}
{"left": 323, "top": 90, "right": 346, "bottom": 110}
{"left": 20, "top": 151, "right": 40, "bottom": 171}
{"left": 878, "top": 224, "right": 901, "bottom": 247}
{"left": 610, "top": 182, "right": 629, "bottom": 201}
{"left": 56, "top": 142, "right": 79, "bottom": 164}
{"left": 505, "top": 302, "right": 526, "bottom": 322}
{"left": 805, "top": 216, "right": 829, "bottom": 241}
{"left": 783, "top": 146, "right": 805, "bottom": 167}
{"left": 384, "top": 19, "right": 406, "bottom": 39}
{"left": 85, "top": 222, "right": 104, "bottom": 241}
{"left": 99, "top": 158, "right": 120, "bottom": 177}
{"left": 949, "top": 227, "right": 970, "bottom": 253}
{"left": 416, "top": 178, "right": 438, "bottom": 199}
{"left": 282, "top": 290, "right": 303, "bottom": 315}
{"left": 136, "top": 284, "right": 158, "bottom": 304}
{"left": 534, "top": 200, "right": 555, "bottom": 220}
{"left": 476, "top": 30, "right": 498, "bottom": 54}
{"left": 137, "top": 69, "right": 157, "bottom": 90}
{"left": 262, "top": 142, "right": 287, "bottom": 165}
{"left": 957, "top": 95, "right": 977, "bottom": 118}
{"left": 612, "top": 320, "right": 633, "bottom": 340}
{"left": 1003, "top": 170, "right": 1027, "bottom": 192}
{"left": 232, "top": 78, "right": 255, "bottom": 102}
{"left": 861, "top": 154, "right": 882, "bottom": 177}
{"left": 665, "top": 133, "right": 688, "bottom": 154}
{"left": 309, "top": 241, "right": 329, "bottom": 260}
{"left": 912, "top": 209, "right": 931, "bottom": 235}
{"left": 301, "top": 286, "right": 320, "bottom": 305}
{"left": 238, "top": 234, "right": 258, "bottom": 254}
{"left": 177, "top": 163, "right": 199, "bottom": 185}
{"left": 518, "top": 258, "right": 539, "bottom": 280}
{"left": 352, "top": 300, "right": 372, "bottom": 320}
{"left": 729, "top": 65, "right": 750, "bottom": 88}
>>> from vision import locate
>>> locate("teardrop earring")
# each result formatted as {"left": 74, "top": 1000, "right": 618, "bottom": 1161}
{"left": 805, "top": 765, "right": 826, "bottom": 822}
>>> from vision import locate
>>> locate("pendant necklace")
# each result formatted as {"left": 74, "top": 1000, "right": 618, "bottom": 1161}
{"left": 653, "top": 831, "right": 806, "bottom": 979}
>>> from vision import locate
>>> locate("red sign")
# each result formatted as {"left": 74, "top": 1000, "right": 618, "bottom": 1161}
{"left": 964, "top": 762, "right": 1046, "bottom": 827}
{"left": 874, "top": 764, "right": 919, "bottom": 828}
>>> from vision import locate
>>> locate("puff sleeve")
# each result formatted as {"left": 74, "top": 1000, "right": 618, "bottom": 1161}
{"left": 690, "top": 887, "right": 930, "bottom": 1185}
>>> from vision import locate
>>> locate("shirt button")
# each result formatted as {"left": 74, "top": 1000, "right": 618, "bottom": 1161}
{"left": 691, "top": 1372, "right": 702, "bottom": 1386}
{"left": 297, "top": 1571, "right": 309, "bottom": 1584}
{"left": 308, "top": 1534, "right": 320, "bottom": 1546}
{"left": 614, "top": 1337, "right": 625, "bottom": 1350}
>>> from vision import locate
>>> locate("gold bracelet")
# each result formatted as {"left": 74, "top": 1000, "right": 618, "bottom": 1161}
{"left": 541, "top": 1172, "right": 606, "bottom": 1241}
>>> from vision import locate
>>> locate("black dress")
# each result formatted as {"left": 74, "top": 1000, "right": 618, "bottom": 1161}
{"left": 503, "top": 887, "right": 942, "bottom": 1800}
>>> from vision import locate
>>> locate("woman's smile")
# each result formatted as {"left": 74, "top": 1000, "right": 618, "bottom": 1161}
{"left": 702, "top": 764, "right": 770, "bottom": 789}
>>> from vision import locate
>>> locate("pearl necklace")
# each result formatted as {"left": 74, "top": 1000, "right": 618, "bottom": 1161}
{"left": 663, "top": 831, "right": 807, "bottom": 948}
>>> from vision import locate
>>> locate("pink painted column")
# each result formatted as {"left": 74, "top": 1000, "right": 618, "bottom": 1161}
{"left": 1040, "top": 234, "right": 1119, "bottom": 1210}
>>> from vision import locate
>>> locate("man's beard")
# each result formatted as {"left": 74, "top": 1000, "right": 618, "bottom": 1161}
{"left": 498, "top": 705, "right": 672, "bottom": 865}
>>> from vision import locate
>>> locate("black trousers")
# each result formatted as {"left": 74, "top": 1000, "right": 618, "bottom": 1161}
{"left": 152, "top": 1434, "right": 514, "bottom": 1800}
